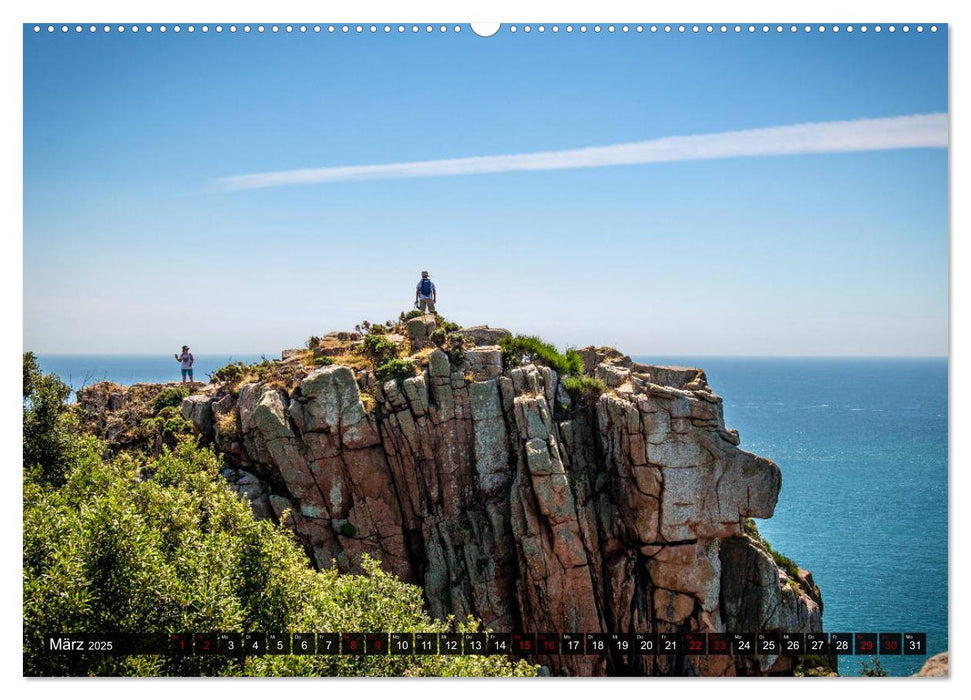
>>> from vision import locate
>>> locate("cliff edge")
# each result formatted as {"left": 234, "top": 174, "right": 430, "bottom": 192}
{"left": 79, "top": 315, "right": 825, "bottom": 676}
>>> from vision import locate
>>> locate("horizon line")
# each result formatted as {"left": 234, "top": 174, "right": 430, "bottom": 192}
{"left": 213, "top": 112, "right": 948, "bottom": 191}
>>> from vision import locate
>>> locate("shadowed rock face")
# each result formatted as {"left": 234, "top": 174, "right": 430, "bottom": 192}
{"left": 81, "top": 341, "right": 824, "bottom": 676}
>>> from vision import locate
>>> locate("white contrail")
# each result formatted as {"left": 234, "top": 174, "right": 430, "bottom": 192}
{"left": 213, "top": 112, "right": 947, "bottom": 191}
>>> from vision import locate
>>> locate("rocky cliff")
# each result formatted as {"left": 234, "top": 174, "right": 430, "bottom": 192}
{"left": 79, "top": 316, "right": 825, "bottom": 676}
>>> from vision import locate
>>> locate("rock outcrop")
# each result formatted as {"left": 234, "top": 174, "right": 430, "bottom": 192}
{"left": 914, "top": 652, "right": 947, "bottom": 677}
{"left": 79, "top": 321, "right": 825, "bottom": 676}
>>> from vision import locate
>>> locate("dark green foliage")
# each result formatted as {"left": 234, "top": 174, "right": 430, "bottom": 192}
{"left": 794, "top": 654, "right": 834, "bottom": 677}
{"left": 338, "top": 522, "right": 358, "bottom": 538}
{"left": 139, "top": 406, "right": 193, "bottom": 452}
{"left": 306, "top": 335, "right": 321, "bottom": 349}
{"left": 498, "top": 335, "right": 584, "bottom": 377}
{"left": 430, "top": 327, "right": 470, "bottom": 365}
{"left": 743, "top": 518, "right": 801, "bottom": 580}
{"left": 562, "top": 375, "right": 607, "bottom": 404}
{"left": 23, "top": 352, "right": 81, "bottom": 486}
{"left": 368, "top": 324, "right": 387, "bottom": 336}
{"left": 209, "top": 361, "right": 247, "bottom": 384}
{"left": 445, "top": 344, "right": 467, "bottom": 366}
{"left": 859, "top": 657, "right": 888, "bottom": 677}
{"left": 360, "top": 334, "right": 400, "bottom": 365}
{"left": 431, "top": 314, "right": 461, "bottom": 333}
{"left": 151, "top": 385, "right": 189, "bottom": 413}
{"left": 23, "top": 438, "right": 536, "bottom": 677}
{"left": 313, "top": 356, "right": 335, "bottom": 366}
{"left": 375, "top": 358, "right": 418, "bottom": 383}
{"left": 400, "top": 309, "right": 425, "bottom": 321}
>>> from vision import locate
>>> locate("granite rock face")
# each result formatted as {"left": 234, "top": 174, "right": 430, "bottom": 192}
{"left": 80, "top": 339, "right": 825, "bottom": 676}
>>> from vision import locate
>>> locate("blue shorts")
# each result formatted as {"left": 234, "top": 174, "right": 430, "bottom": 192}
{"left": 181, "top": 368, "right": 193, "bottom": 378}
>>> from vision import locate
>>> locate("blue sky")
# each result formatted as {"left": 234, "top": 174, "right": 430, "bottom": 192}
{"left": 23, "top": 25, "right": 948, "bottom": 355}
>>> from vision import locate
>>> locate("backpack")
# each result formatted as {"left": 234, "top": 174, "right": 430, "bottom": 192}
{"left": 419, "top": 278, "right": 433, "bottom": 296}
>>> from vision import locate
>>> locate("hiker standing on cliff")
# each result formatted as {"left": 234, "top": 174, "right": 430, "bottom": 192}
{"left": 415, "top": 271, "right": 436, "bottom": 314}
{"left": 175, "top": 345, "right": 195, "bottom": 385}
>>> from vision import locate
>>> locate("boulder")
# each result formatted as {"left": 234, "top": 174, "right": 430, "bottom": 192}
{"left": 462, "top": 325, "right": 512, "bottom": 346}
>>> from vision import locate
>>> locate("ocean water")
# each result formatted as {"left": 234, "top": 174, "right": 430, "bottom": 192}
{"left": 34, "top": 354, "right": 948, "bottom": 676}
{"left": 35, "top": 354, "right": 267, "bottom": 392}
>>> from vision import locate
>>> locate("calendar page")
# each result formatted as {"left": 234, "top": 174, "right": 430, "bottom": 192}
{"left": 19, "top": 6, "right": 950, "bottom": 683}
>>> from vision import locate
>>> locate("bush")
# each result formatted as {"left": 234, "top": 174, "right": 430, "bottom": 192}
{"left": 360, "top": 334, "right": 400, "bottom": 366}
{"left": 562, "top": 375, "right": 606, "bottom": 404}
{"left": 23, "top": 435, "right": 536, "bottom": 678}
{"left": 859, "top": 657, "right": 888, "bottom": 677}
{"left": 151, "top": 385, "right": 189, "bottom": 413}
{"left": 375, "top": 358, "right": 418, "bottom": 383}
{"left": 23, "top": 352, "right": 82, "bottom": 486}
{"left": 313, "top": 356, "right": 335, "bottom": 366}
{"left": 209, "top": 362, "right": 247, "bottom": 384}
{"left": 306, "top": 335, "right": 321, "bottom": 349}
{"left": 498, "top": 336, "right": 584, "bottom": 377}
{"left": 400, "top": 309, "right": 425, "bottom": 321}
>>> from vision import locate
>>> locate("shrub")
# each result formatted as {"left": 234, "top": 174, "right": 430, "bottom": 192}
{"left": 859, "top": 657, "right": 888, "bottom": 677}
{"left": 445, "top": 345, "right": 466, "bottom": 366}
{"left": 375, "top": 358, "right": 418, "bottom": 383}
{"left": 23, "top": 352, "right": 83, "bottom": 486}
{"left": 400, "top": 309, "right": 425, "bottom": 321}
{"left": 151, "top": 385, "right": 189, "bottom": 413}
{"left": 23, "top": 434, "right": 536, "bottom": 678}
{"left": 360, "top": 334, "right": 399, "bottom": 366}
{"left": 562, "top": 375, "right": 606, "bottom": 404}
{"left": 434, "top": 316, "right": 461, "bottom": 333}
{"left": 306, "top": 335, "right": 321, "bottom": 349}
{"left": 209, "top": 362, "right": 247, "bottom": 384}
{"left": 368, "top": 324, "right": 387, "bottom": 336}
{"left": 430, "top": 328, "right": 447, "bottom": 347}
{"left": 313, "top": 356, "right": 335, "bottom": 367}
{"left": 498, "top": 335, "right": 584, "bottom": 377}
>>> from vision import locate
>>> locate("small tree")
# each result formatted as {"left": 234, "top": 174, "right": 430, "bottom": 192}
{"left": 23, "top": 352, "right": 81, "bottom": 486}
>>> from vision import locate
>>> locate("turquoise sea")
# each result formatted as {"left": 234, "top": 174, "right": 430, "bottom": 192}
{"left": 35, "top": 354, "right": 948, "bottom": 677}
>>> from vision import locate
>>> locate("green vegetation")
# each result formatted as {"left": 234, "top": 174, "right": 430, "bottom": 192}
{"left": 498, "top": 335, "right": 583, "bottom": 377}
{"left": 375, "top": 358, "right": 418, "bottom": 383}
{"left": 306, "top": 335, "right": 321, "bottom": 349}
{"left": 562, "top": 375, "right": 607, "bottom": 404}
{"left": 208, "top": 358, "right": 302, "bottom": 394}
{"left": 360, "top": 334, "right": 400, "bottom": 366}
{"left": 313, "top": 356, "right": 335, "bottom": 367}
{"left": 434, "top": 316, "right": 461, "bottom": 334}
{"left": 151, "top": 385, "right": 190, "bottom": 413}
{"left": 140, "top": 406, "right": 193, "bottom": 447}
{"left": 22, "top": 361, "right": 537, "bottom": 678}
{"left": 23, "top": 352, "right": 83, "bottom": 486}
{"left": 859, "top": 657, "right": 889, "bottom": 677}
{"left": 400, "top": 309, "right": 425, "bottom": 321}
{"left": 743, "top": 518, "right": 801, "bottom": 580}
{"left": 430, "top": 326, "right": 470, "bottom": 365}
{"left": 209, "top": 361, "right": 247, "bottom": 384}
{"left": 794, "top": 654, "right": 834, "bottom": 677}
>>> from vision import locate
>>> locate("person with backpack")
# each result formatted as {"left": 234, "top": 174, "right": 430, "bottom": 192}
{"left": 175, "top": 345, "right": 195, "bottom": 385}
{"left": 415, "top": 271, "right": 437, "bottom": 313}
